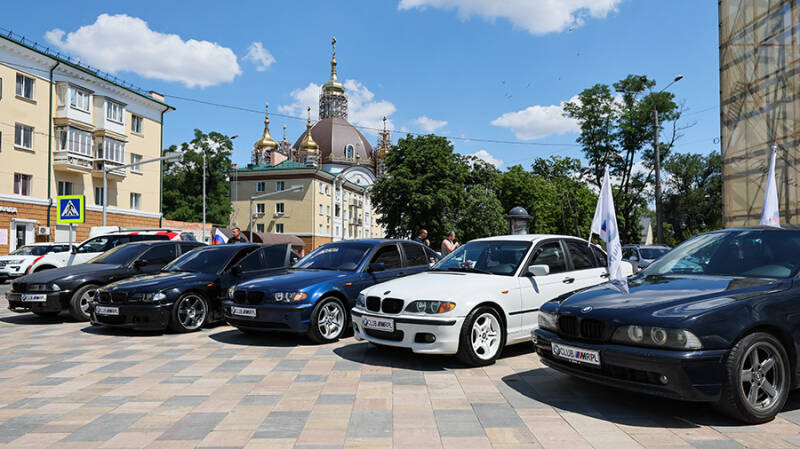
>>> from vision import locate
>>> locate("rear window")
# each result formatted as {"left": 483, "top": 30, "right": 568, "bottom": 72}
{"left": 402, "top": 242, "right": 429, "bottom": 267}
{"left": 566, "top": 241, "right": 596, "bottom": 270}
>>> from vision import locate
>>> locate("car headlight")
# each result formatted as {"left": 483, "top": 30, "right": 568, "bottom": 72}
{"left": 28, "top": 283, "right": 52, "bottom": 292}
{"left": 612, "top": 325, "right": 702, "bottom": 350}
{"left": 272, "top": 291, "right": 308, "bottom": 303}
{"left": 404, "top": 300, "right": 456, "bottom": 314}
{"left": 356, "top": 293, "right": 366, "bottom": 308}
{"left": 49, "top": 283, "right": 61, "bottom": 292}
{"left": 130, "top": 292, "right": 167, "bottom": 302}
{"left": 228, "top": 286, "right": 236, "bottom": 299}
{"left": 538, "top": 311, "right": 558, "bottom": 331}
{"left": 7, "top": 259, "right": 24, "bottom": 265}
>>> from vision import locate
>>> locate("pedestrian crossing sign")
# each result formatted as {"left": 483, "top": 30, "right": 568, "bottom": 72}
{"left": 57, "top": 195, "right": 85, "bottom": 224}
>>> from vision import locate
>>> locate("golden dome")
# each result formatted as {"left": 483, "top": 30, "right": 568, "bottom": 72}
{"left": 322, "top": 36, "right": 345, "bottom": 94}
{"left": 300, "top": 106, "right": 319, "bottom": 152}
{"left": 254, "top": 103, "right": 279, "bottom": 151}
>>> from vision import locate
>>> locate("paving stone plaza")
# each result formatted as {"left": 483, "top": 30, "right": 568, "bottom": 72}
{"left": 0, "top": 285, "right": 798, "bottom": 449}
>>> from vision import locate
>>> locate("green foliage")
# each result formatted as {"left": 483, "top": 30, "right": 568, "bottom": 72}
{"left": 162, "top": 130, "right": 233, "bottom": 224}
{"left": 662, "top": 151, "right": 722, "bottom": 243}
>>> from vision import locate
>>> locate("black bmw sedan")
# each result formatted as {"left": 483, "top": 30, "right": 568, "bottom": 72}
{"left": 534, "top": 227, "right": 800, "bottom": 423}
{"left": 6, "top": 240, "right": 202, "bottom": 321}
{"left": 90, "top": 243, "right": 298, "bottom": 332}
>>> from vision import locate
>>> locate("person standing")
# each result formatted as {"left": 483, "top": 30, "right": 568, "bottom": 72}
{"left": 413, "top": 229, "right": 428, "bottom": 246}
{"left": 227, "top": 227, "right": 248, "bottom": 244}
{"left": 441, "top": 231, "right": 459, "bottom": 256}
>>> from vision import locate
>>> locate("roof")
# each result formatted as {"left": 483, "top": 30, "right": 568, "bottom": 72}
{"left": 236, "top": 160, "right": 315, "bottom": 172}
{"left": 293, "top": 117, "right": 374, "bottom": 164}
{"left": 251, "top": 233, "right": 305, "bottom": 247}
{"left": 22, "top": 242, "right": 73, "bottom": 246}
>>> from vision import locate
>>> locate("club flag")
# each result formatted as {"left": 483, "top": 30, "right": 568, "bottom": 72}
{"left": 590, "top": 166, "right": 629, "bottom": 294}
{"left": 760, "top": 146, "right": 780, "bottom": 228}
{"left": 212, "top": 228, "right": 228, "bottom": 245}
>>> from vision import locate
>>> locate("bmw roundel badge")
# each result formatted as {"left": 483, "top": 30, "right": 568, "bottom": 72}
{"left": 581, "top": 306, "right": 592, "bottom": 313}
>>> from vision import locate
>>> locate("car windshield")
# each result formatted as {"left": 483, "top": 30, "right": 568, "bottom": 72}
{"left": 163, "top": 247, "right": 237, "bottom": 273}
{"left": 294, "top": 242, "right": 372, "bottom": 271}
{"left": 643, "top": 230, "right": 800, "bottom": 278}
{"left": 87, "top": 244, "right": 145, "bottom": 265}
{"left": 9, "top": 245, "right": 48, "bottom": 256}
{"left": 639, "top": 247, "right": 669, "bottom": 260}
{"left": 432, "top": 240, "right": 532, "bottom": 276}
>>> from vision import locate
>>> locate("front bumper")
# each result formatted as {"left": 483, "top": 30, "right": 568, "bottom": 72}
{"left": 6, "top": 290, "right": 72, "bottom": 313}
{"left": 351, "top": 308, "right": 464, "bottom": 354}
{"left": 0, "top": 265, "right": 27, "bottom": 278}
{"left": 89, "top": 302, "right": 173, "bottom": 331}
{"left": 222, "top": 300, "right": 314, "bottom": 333}
{"left": 534, "top": 329, "right": 729, "bottom": 402}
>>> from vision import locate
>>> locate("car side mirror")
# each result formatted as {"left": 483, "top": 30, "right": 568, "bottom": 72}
{"left": 527, "top": 264, "right": 550, "bottom": 277}
{"left": 71, "top": 246, "right": 77, "bottom": 254}
{"left": 134, "top": 259, "right": 147, "bottom": 268}
{"left": 231, "top": 265, "right": 243, "bottom": 276}
{"left": 368, "top": 262, "right": 385, "bottom": 273}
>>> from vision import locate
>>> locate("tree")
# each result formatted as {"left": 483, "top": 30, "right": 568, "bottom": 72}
{"left": 662, "top": 151, "right": 722, "bottom": 243}
{"left": 530, "top": 156, "right": 597, "bottom": 237}
{"left": 162, "top": 130, "right": 233, "bottom": 224}
{"left": 496, "top": 165, "right": 559, "bottom": 234}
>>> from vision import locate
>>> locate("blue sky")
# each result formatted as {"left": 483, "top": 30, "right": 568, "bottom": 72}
{"left": 4, "top": 0, "right": 720, "bottom": 169}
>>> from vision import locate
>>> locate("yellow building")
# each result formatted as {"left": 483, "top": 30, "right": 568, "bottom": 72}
{"left": 0, "top": 33, "right": 173, "bottom": 252}
{"left": 719, "top": 1, "right": 800, "bottom": 225}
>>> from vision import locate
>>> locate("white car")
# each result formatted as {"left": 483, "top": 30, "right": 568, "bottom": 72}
{"left": 352, "top": 234, "right": 633, "bottom": 366}
{"left": 28, "top": 230, "right": 188, "bottom": 273}
{"left": 0, "top": 243, "right": 74, "bottom": 281}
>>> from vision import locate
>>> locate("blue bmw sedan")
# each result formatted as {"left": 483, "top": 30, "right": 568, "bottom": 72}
{"left": 223, "top": 239, "right": 438, "bottom": 343}
{"left": 534, "top": 227, "right": 800, "bottom": 423}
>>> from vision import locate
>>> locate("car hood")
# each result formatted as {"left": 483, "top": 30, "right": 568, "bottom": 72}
{"left": 105, "top": 271, "right": 214, "bottom": 292}
{"left": 235, "top": 268, "right": 350, "bottom": 291}
{"left": 361, "top": 270, "right": 511, "bottom": 301}
{"left": 17, "top": 263, "right": 123, "bottom": 283}
{"left": 554, "top": 274, "right": 790, "bottom": 323}
{"left": 0, "top": 255, "right": 35, "bottom": 261}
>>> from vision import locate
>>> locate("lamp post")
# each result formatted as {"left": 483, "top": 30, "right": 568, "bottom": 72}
{"left": 651, "top": 74, "right": 683, "bottom": 245}
{"left": 103, "top": 151, "right": 182, "bottom": 226}
{"left": 248, "top": 185, "right": 304, "bottom": 238}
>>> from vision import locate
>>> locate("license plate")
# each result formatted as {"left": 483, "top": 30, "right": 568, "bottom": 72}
{"left": 362, "top": 316, "right": 394, "bottom": 332}
{"left": 96, "top": 306, "right": 119, "bottom": 316}
{"left": 551, "top": 342, "right": 601, "bottom": 366}
{"left": 231, "top": 307, "right": 256, "bottom": 317}
{"left": 21, "top": 294, "right": 46, "bottom": 302}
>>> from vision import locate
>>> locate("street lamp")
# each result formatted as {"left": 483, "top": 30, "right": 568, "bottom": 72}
{"left": 103, "top": 151, "right": 182, "bottom": 226}
{"left": 650, "top": 74, "right": 683, "bottom": 245}
{"left": 248, "top": 185, "right": 304, "bottom": 238}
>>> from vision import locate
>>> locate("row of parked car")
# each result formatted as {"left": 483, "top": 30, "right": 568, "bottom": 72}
{"left": 5, "top": 227, "right": 800, "bottom": 423}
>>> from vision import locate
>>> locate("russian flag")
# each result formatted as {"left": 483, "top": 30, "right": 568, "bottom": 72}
{"left": 212, "top": 229, "right": 228, "bottom": 245}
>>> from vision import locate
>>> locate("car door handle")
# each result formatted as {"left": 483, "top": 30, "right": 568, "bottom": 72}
{"left": 600, "top": 273, "right": 609, "bottom": 278}
{"left": 562, "top": 277, "right": 575, "bottom": 284}
{"left": 397, "top": 272, "right": 406, "bottom": 277}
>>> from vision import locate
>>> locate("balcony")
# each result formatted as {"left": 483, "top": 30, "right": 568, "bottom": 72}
{"left": 92, "top": 158, "right": 126, "bottom": 180}
{"left": 53, "top": 150, "right": 93, "bottom": 173}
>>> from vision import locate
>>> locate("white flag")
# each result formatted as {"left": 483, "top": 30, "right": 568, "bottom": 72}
{"left": 760, "top": 146, "right": 780, "bottom": 228}
{"left": 590, "top": 166, "right": 628, "bottom": 294}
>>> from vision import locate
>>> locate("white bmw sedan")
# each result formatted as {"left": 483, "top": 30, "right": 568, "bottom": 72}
{"left": 352, "top": 235, "right": 633, "bottom": 366}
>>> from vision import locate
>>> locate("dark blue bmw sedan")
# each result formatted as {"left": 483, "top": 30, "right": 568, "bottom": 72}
{"left": 223, "top": 239, "right": 438, "bottom": 343}
{"left": 534, "top": 227, "right": 800, "bottom": 423}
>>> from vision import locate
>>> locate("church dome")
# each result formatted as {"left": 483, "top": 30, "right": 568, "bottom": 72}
{"left": 293, "top": 117, "right": 374, "bottom": 165}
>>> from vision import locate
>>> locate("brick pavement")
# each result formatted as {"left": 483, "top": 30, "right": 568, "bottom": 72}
{"left": 0, "top": 286, "right": 798, "bottom": 448}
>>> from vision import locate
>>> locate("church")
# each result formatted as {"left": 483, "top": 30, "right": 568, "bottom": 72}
{"left": 229, "top": 38, "right": 389, "bottom": 250}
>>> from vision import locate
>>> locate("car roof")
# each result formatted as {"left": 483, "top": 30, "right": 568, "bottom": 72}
{"left": 713, "top": 226, "right": 800, "bottom": 233}
{"left": 18, "top": 242, "right": 72, "bottom": 246}
{"left": 623, "top": 244, "right": 670, "bottom": 248}
{"left": 470, "top": 234, "right": 586, "bottom": 243}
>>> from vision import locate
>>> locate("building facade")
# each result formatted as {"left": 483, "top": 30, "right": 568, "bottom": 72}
{"left": 0, "top": 33, "right": 172, "bottom": 253}
{"left": 719, "top": 0, "right": 800, "bottom": 226}
{"left": 230, "top": 38, "right": 386, "bottom": 249}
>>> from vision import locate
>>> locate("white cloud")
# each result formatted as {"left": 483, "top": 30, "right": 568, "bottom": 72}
{"left": 491, "top": 95, "right": 580, "bottom": 140}
{"left": 470, "top": 149, "right": 503, "bottom": 168}
{"left": 45, "top": 14, "right": 240, "bottom": 88}
{"left": 414, "top": 116, "right": 447, "bottom": 133}
{"left": 244, "top": 42, "right": 275, "bottom": 71}
{"left": 398, "top": 0, "right": 621, "bottom": 35}
{"left": 278, "top": 80, "right": 395, "bottom": 135}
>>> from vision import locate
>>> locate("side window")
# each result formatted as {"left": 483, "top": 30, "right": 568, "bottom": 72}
{"left": 566, "top": 241, "right": 595, "bottom": 270}
{"left": 529, "top": 242, "right": 567, "bottom": 274}
{"left": 591, "top": 246, "right": 607, "bottom": 267}
{"left": 236, "top": 248, "right": 264, "bottom": 272}
{"left": 401, "top": 242, "right": 428, "bottom": 267}
{"left": 77, "top": 236, "right": 111, "bottom": 253}
{"left": 262, "top": 244, "right": 290, "bottom": 268}
{"left": 370, "top": 245, "right": 402, "bottom": 270}
{"left": 622, "top": 248, "right": 634, "bottom": 259}
{"left": 141, "top": 244, "right": 177, "bottom": 265}
{"left": 290, "top": 252, "right": 301, "bottom": 265}
{"left": 180, "top": 243, "right": 199, "bottom": 255}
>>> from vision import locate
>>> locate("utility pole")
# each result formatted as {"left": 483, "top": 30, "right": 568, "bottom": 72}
{"left": 650, "top": 74, "right": 683, "bottom": 245}
{"left": 202, "top": 149, "right": 206, "bottom": 244}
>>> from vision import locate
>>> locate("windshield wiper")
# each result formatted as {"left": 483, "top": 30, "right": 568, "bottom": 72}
{"left": 447, "top": 266, "right": 492, "bottom": 275}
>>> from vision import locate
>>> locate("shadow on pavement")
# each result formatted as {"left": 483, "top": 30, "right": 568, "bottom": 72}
{"left": 208, "top": 328, "right": 318, "bottom": 347}
{"left": 80, "top": 324, "right": 164, "bottom": 337}
{"left": 0, "top": 313, "right": 81, "bottom": 325}
{"left": 501, "top": 368, "right": 800, "bottom": 429}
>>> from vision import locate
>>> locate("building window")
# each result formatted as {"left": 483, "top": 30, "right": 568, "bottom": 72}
{"left": 319, "top": 204, "right": 323, "bottom": 215}
{"left": 335, "top": 204, "right": 340, "bottom": 217}
{"left": 0, "top": 77, "right": 3, "bottom": 100}
{"left": 130, "top": 192, "right": 141, "bottom": 210}
{"left": 325, "top": 185, "right": 330, "bottom": 195}
{"left": 345, "top": 144, "right": 354, "bottom": 159}
{"left": 57, "top": 126, "right": 92, "bottom": 156}
{"left": 94, "top": 187, "right": 104, "bottom": 206}
{"left": 98, "top": 138, "right": 125, "bottom": 163}
{"left": 275, "top": 223, "right": 284, "bottom": 233}
{"left": 15, "top": 74, "right": 34, "bottom": 100}
{"left": 14, "top": 124, "right": 33, "bottom": 150}
{"left": 57, "top": 181, "right": 73, "bottom": 196}
{"left": 256, "top": 181, "right": 265, "bottom": 193}
{"left": 13, "top": 173, "right": 31, "bottom": 196}
{"left": 70, "top": 88, "right": 90, "bottom": 111}
{"left": 319, "top": 224, "right": 323, "bottom": 234}
{"left": 131, "top": 115, "right": 142, "bottom": 134}
{"left": 335, "top": 225, "right": 339, "bottom": 237}
{"left": 319, "top": 183, "right": 323, "bottom": 193}
{"left": 326, "top": 225, "right": 330, "bottom": 234}
{"left": 257, "top": 223, "right": 265, "bottom": 233}
{"left": 130, "top": 154, "right": 142, "bottom": 173}
{"left": 106, "top": 101, "right": 124, "bottom": 123}
{"left": 349, "top": 228, "right": 353, "bottom": 238}
{"left": 256, "top": 203, "right": 265, "bottom": 214}
{"left": 326, "top": 205, "right": 330, "bottom": 216}
{"left": 275, "top": 203, "right": 284, "bottom": 214}
{"left": 276, "top": 181, "right": 284, "bottom": 192}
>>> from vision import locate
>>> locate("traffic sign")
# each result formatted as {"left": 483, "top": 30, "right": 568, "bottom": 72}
{"left": 57, "top": 195, "right": 85, "bottom": 224}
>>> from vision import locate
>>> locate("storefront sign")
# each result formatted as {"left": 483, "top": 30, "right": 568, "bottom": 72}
{"left": 0, "top": 207, "right": 18, "bottom": 214}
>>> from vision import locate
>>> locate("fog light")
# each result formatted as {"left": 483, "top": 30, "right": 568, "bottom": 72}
{"left": 659, "top": 375, "right": 669, "bottom": 385}
{"left": 415, "top": 333, "right": 436, "bottom": 343}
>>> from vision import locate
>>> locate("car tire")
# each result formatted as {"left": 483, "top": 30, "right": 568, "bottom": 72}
{"left": 456, "top": 306, "right": 506, "bottom": 366}
{"left": 307, "top": 297, "right": 346, "bottom": 344}
{"left": 33, "top": 311, "right": 59, "bottom": 317}
{"left": 69, "top": 284, "right": 98, "bottom": 321}
{"left": 714, "top": 332, "right": 790, "bottom": 423}
{"left": 169, "top": 293, "right": 208, "bottom": 333}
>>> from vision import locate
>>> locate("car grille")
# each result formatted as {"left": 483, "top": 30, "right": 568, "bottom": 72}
{"left": 11, "top": 282, "right": 26, "bottom": 292}
{"left": 233, "top": 291, "right": 264, "bottom": 305}
{"left": 112, "top": 293, "right": 128, "bottom": 303}
{"left": 381, "top": 298, "right": 404, "bottom": 314}
{"left": 558, "top": 316, "right": 578, "bottom": 337}
{"left": 558, "top": 315, "right": 606, "bottom": 342}
{"left": 366, "top": 296, "right": 381, "bottom": 312}
{"left": 0, "top": 261, "right": 8, "bottom": 267}
{"left": 365, "top": 328, "right": 405, "bottom": 341}
{"left": 580, "top": 319, "right": 605, "bottom": 340}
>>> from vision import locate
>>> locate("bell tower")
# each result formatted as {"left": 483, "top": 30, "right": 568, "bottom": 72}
{"left": 375, "top": 117, "right": 391, "bottom": 177}
{"left": 319, "top": 37, "right": 348, "bottom": 120}
{"left": 252, "top": 103, "right": 279, "bottom": 165}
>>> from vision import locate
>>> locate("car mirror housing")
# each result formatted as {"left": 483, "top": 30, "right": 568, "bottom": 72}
{"left": 368, "top": 262, "right": 386, "bottom": 273}
{"left": 231, "top": 265, "right": 243, "bottom": 276}
{"left": 134, "top": 259, "right": 148, "bottom": 268}
{"left": 528, "top": 264, "right": 550, "bottom": 276}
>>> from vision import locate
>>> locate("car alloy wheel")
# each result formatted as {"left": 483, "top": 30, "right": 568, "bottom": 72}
{"left": 318, "top": 302, "right": 345, "bottom": 340}
{"left": 175, "top": 294, "right": 207, "bottom": 331}
{"left": 471, "top": 312, "right": 501, "bottom": 360}
{"left": 738, "top": 341, "right": 785, "bottom": 413}
{"left": 69, "top": 284, "right": 98, "bottom": 321}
